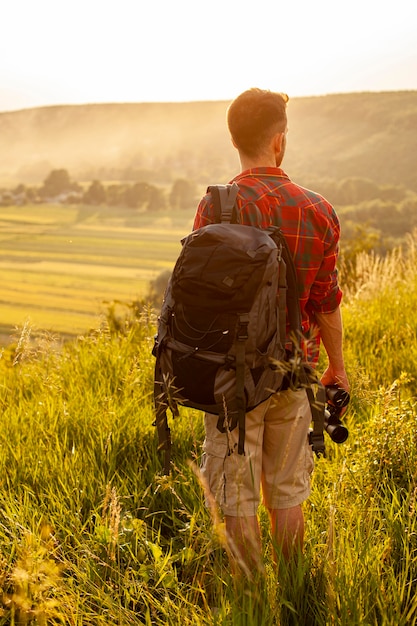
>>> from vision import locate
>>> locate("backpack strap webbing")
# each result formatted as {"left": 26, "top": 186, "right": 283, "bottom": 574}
{"left": 208, "top": 183, "right": 239, "bottom": 223}
{"left": 308, "top": 384, "right": 326, "bottom": 457}
{"left": 153, "top": 361, "right": 173, "bottom": 475}
{"left": 269, "top": 229, "right": 302, "bottom": 342}
{"left": 236, "top": 314, "right": 250, "bottom": 455}
{"left": 301, "top": 364, "right": 326, "bottom": 457}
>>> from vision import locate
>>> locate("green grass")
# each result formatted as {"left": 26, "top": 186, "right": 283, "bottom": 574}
{"left": 0, "top": 212, "right": 417, "bottom": 626}
{"left": 1, "top": 237, "right": 417, "bottom": 624}
{"left": 341, "top": 239, "right": 417, "bottom": 396}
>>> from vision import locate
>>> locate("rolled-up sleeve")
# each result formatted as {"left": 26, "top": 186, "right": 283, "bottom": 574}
{"left": 307, "top": 209, "right": 343, "bottom": 315}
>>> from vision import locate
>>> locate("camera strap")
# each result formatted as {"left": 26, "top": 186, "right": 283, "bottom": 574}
{"left": 302, "top": 364, "right": 326, "bottom": 457}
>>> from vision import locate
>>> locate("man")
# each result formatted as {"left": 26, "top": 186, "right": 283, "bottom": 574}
{"left": 192, "top": 88, "right": 349, "bottom": 573}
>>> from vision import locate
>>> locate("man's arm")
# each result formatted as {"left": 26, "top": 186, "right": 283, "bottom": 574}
{"left": 315, "top": 307, "right": 349, "bottom": 392}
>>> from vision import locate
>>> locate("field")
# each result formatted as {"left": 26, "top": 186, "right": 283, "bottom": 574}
{"left": 2, "top": 93, "right": 417, "bottom": 623}
{"left": 0, "top": 204, "right": 194, "bottom": 342}
{"left": 1, "top": 240, "right": 417, "bottom": 624}
{"left": 2, "top": 200, "right": 417, "bottom": 623}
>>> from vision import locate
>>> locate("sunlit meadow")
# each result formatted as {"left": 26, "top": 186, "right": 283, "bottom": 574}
{"left": 1, "top": 237, "right": 417, "bottom": 624}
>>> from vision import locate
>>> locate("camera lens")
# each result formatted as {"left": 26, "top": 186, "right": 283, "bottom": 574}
{"left": 326, "top": 385, "right": 350, "bottom": 408}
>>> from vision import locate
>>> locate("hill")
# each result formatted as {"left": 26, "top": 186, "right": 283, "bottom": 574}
{"left": 0, "top": 91, "right": 416, "bottom": 191}
{"left": 1, "top": 239, "right": 417, "bottom": 623}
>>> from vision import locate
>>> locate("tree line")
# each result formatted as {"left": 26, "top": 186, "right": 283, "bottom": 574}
{"left": 0, "top": 169, "right": 199, "bottom": 212}
{"left": 2, "top": 167, "right": 414, "bottom": 208}
{"left": 2, "top": 168, "right": 417, "bottom": 250}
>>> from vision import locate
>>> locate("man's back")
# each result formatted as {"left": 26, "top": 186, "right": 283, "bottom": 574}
{"left": 194, "top": 166, "right": 342, "bottom": 339}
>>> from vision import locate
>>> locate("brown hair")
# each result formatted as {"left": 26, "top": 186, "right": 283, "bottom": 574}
{"left": 227, "top": 88, "right": 289, "bottom": 158}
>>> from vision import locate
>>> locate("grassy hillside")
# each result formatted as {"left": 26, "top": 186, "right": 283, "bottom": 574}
{"left": 1, "top": 91, "right": 417, "bottom": 624}
{"left": 0, "top": 242, "right": 417, "bottom": 624}
{"left": 0, "top": 92, "right": 416, "bottom": 190}
{"left": 286, "top": 91, "right": 417, "bottom": 190}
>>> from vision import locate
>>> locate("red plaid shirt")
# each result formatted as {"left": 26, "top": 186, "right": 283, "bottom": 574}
{"left": 193, "top": 167, "right": 343, "bottom": 361}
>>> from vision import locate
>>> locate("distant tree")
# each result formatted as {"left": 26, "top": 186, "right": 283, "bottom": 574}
{"left": 25, "top": 186, "right": 39, "bottom": 202}
{"left": 13, "top": 183, "right": 26, "bottom": 194}
{"left": 11, "top": 183, "right": 27, "bottom": 205}
{"left": 124, "top": 182, "right": 152, "bottom": 208}
{"left": 169, "top": 178, "right": 198, "bottom": 209}
{"left": 84, "top": 180, "right": 107, "bottom": 205}
{"left": 379, "top": 185, "right": 407, "bottom": 203}
{"left": 107, "top": 184, "right": 127, "bottom": 207}
{"left": 0, "top": 191, "right": 14, "bottom": 206}
{"left": 40, "top": 169, "right": 79, "bottom": 198}
{"left": 399, "top": 194, "right": 417, "bottom": 215}
{"left": 336, "top": 177, "right": 381, "bottom": 205}
{"left": 340, "top": 223, "right": 383, "bottom": 261}
{"left": 301, "top": 178, "right": 339, "bottom": 205}
{"left": 147, "top": 186, "right": 166, "bottom": 212}
{"left": 66, "top": 193, "right": 82, "bottom": 204}
{"left": 339, "top": 223, "right": 386, "bottom": 291}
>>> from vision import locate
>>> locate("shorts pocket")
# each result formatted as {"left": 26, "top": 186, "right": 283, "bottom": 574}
{"left": 202, "top": 435, "right": 228, "bottom": 458}
{"left": 200, "top": 435, "right": 228, "bottom": 509}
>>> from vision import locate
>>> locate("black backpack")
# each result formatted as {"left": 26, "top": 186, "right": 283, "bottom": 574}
{"left": 152, "top": 183, "right": 325, "bottom": 473}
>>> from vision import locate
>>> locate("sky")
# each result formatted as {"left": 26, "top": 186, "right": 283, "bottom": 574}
{"left": 1, "top": 0, "right": 416, "bottom": 112}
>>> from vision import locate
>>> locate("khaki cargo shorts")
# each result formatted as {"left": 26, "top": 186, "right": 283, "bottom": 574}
{"left": 200, "top": 388, "right": 314, "bottom": 517}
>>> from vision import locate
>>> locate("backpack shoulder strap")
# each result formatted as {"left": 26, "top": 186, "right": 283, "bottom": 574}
{"left": 207, "top": 183, "right": 239, "bottom": 223}
{"left": 153, "top": 356, "right": 174, "bottom": 475}
{"left": 269, "top": 228, "right": 302, "bottom": 339}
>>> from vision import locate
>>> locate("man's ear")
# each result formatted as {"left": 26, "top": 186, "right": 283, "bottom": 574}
{"left": 273, "top": 131, "right": 285, "bottom": 153}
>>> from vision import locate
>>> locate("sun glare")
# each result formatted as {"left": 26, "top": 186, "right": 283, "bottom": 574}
{"left": 0, "top": 0, "right": 416, "bottom": 110}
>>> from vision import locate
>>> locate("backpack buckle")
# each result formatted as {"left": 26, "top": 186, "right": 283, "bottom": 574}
{"left": 308, "top": 430, "right": 326, "bottom": 458}
{"left": 237, "top": 314, "right": 250, "bottom": 340}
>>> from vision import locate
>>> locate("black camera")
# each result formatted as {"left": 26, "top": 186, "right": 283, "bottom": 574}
{"left": 324, "top": 384, "right": 349, "bottom": 443}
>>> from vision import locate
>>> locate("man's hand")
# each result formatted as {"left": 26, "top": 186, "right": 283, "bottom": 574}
{"left": 320, "top": 364, "right": 349, "bottom": 393}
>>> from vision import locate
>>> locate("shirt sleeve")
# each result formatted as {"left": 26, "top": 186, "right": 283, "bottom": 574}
{"left": 307, "top": 207, "right": 343, "bottom": 315}
{"left": 193, "top": 193, "right": 214, "bottom": 230}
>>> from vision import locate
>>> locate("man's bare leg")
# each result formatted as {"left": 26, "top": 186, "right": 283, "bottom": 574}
{"left": 269, "top": 505, "right": 304, "bottom": 562}
{"left": 224, "top": 514, "right": 263, "bottom": 575}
